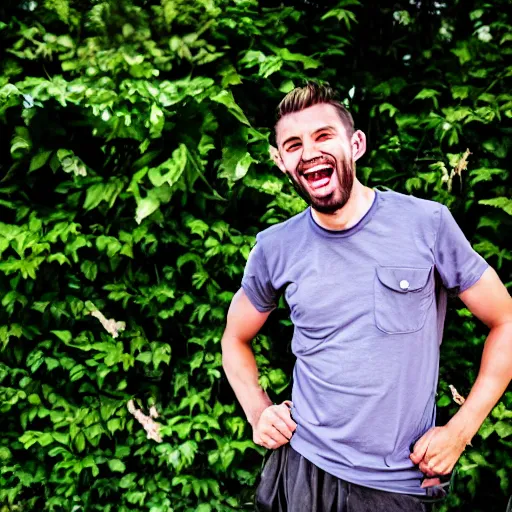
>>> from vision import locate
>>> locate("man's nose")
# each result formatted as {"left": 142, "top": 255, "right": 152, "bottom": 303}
{"left": 301, "top": 140, "right": 322, "bottom": 162}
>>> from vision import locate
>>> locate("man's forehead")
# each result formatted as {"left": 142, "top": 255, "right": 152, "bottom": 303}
{"left": 275, "top": 103, "right": 345, "bottom": 143}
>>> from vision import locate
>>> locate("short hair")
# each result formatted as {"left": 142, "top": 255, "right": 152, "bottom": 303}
{"left": 274, "top": 81, "right": 354, "bottom": 145}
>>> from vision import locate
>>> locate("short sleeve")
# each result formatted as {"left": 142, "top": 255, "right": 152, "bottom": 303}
{"left": 241, "top": 241, "right": 278, "bottom": 313}
{"left": 434, "top": 205, "right": 489, "bottom": 293}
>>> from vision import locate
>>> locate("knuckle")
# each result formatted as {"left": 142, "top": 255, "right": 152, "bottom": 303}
{"left": 276, "top": 420, "right": 287, "bottom": 431}
{"left": 261, "top": 409, "right": 273, "bottom": 420}
{"left": 265, "top": 410, "right": 277, "bottom": 421}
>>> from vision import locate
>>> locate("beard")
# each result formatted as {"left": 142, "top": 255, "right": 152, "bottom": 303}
{"left": 286, "top": 155, "right": 355, "bottom": 215}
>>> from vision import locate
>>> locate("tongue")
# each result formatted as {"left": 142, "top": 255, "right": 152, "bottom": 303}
{"left": 311, "top": 176, "right": 330, "bottom": 189}
{"left": 308, "top": 170, "right": 332, "bottom": 189}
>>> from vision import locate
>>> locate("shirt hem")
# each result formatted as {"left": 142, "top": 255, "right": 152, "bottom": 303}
{"left": 458, "top": 261, "right": 489, "bottom": 294}
{"left": 290, "top": 437, "right": 427, "bottom": 496}
{"left": 240, "top": 283, "right": 276, "bottom": 313}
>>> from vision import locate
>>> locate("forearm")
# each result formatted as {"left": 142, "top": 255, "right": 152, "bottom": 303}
{"left": 221, "top": 335, "right": 273, "bottom": 427}
{"left": 448, "top": 321, "right": 512, "bottom": 442}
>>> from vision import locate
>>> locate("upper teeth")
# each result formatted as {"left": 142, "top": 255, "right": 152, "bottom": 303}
{"left": 304, "top": 165, "right": 332, "bottom": 175}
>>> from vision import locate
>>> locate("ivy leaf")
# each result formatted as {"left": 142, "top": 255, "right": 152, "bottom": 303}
{"left": 478, "top": 418, "right": 494, "bottom": 440}
{"left": 84, "top": 183, "right": 106, "bottom": 211}
{"left": 74, "top": 432, "right": 86, "bottom": 453}
{"left": 51, "top": 330, "right": 72, "bottom": 344}
{"left": 108, "top": 458, "right": 126, "bottom": 473}
{"left": 211, "top": 90, "right": 250, "bottom": 126}
{"left": 218, "top": 148, "right": 256, "bottom": 183}
{"left": 81, "top": 260, "right": 98, "bottom": 281}
{"left": 495, "top": 420, "right": 512, "bottom": 439}
{"left": 10, "top": 127, "right": 32, "bottom": 159}
{"left": 29, "top": 150, "right": 52, "bottom": 172}
{"left": 148, "top": 144, "right": 187, "bottom": 188}
{"left": 271, "top": 47, "right": 321, "bottom": 70}
{"left": 149, "top": 103, "right": 164, "bottom": 138}
{"left": 135, "top": 195, "right": 160, "bottom": 225}
{"left": 413, "top": 88, "right": 441, "bottom": 109}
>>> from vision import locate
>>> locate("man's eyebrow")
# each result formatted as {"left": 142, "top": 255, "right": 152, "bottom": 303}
{"left": 281, "top": 126, "right": 336, "bottom": 148}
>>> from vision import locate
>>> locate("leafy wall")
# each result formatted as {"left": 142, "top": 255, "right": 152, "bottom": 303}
{"left": 0, "top": 0, "right": 511, "bottom": 511}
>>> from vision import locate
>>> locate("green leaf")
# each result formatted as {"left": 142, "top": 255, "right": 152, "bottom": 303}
{"left": 29, "top": 150, "right": 53, "bottom": 172}
{"left": 149, "top": 103, "right": 165, "bottom": 138}
{"left": 119, "top": 473, "right": 137, "bottom": 489}
{"left": 136, "top": 352, "right": 152, "bottom": 364}
{"left": 468, "top": 451, "right": 490, "bottom": 467}
{"left": 52, "top": 432, "right": 69, "bottom": 445}
{"left": 436, "top": 395, "right": 451, "bottom": 407}
{"left": 273, "top": 48, "right": 321, "bottom": 70}
{"left": 81, "top": 260, "right": 98, "bottom": 281}
{"left": 495, "top": 420, "right": 512, "bottom": 438}
{"left": 38, "top": 432, "right": 54, "bottom": 447}
{"left": 211, "top": 90, "right": 250, "bottom": 126}
{"left": 219, "top": 148, "right": 256, "bottom": 183}
{"left": 51, "top": 330, "right": 72, "bottom": 344}
{"left": 148, "top": 144, "right": 187, "bottom": 188}
{"left": 497, "top": 468, "right": 509, "bottom": 494}
{"left": 478, "top": 418, "right": 494, "bottom": 440}
{"left": 108, "top": 458, "right": 126, "bottom": 473}
{"left": 27, "top": 393, "right": 41, "bottom": 405}
{"left": 74, "top": 432, "right": 86, "bottom": 453}
{"left": 479, "top": 197, "right": 512, "bottom": 216}
{"left": 11, "top": 127, "right": 32, "bottom": 159}
{"left": 84, "top": 183, "right": 106, "bottom": 210}
{"left": 135, "top": 194, "right": 160, "bottom": 224}
{"left": 413, "top": 88, "right": 440, "bottom": 109}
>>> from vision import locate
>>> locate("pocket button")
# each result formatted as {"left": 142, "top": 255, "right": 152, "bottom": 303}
{"left": 399, "top": 279, "right": 410, "bottom": 290}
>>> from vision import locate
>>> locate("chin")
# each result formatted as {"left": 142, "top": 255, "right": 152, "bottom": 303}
{"left": 312, "top": 201, "right": 348, "bottom": 215}
{"left": 310, "top": 187, "right": 353, "bottom": 214}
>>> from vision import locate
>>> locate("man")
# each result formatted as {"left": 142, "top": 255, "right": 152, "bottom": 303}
{"left": 221, "top": 82, "right": 512, "bottom": 511}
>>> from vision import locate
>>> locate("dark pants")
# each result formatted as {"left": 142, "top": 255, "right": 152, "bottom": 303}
{"left": 255, "top": 444, "right": 434, "bottom": 512}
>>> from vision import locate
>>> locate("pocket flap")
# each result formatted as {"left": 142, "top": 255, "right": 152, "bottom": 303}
{"left": 376, "top": 266, "right": 432, "bottom": 293}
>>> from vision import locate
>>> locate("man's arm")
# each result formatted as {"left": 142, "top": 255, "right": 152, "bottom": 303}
{"left": 221, "top": 288, "right": 296, "bottom": 448}
{"left": 411, "top": 267, "right": 512, "bottom": 478}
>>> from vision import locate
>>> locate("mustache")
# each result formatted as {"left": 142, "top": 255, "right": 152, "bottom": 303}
{"left": 297, "top": 156, "right": 336, "bottom": 175}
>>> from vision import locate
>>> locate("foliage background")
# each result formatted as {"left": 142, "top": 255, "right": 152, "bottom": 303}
{"left": 0, "top": 0, "right": 511, "bottom": 511}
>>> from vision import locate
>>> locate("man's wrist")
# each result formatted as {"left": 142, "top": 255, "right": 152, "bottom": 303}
{"left": 446, "top": 408, "right": 480, "bottom": 446}
{"left": 247, "top": 395, "right": 273, "bottom": 428}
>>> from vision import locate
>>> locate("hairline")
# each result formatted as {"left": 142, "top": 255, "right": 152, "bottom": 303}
{"left": 274, "top": 102, "right": 355, "bottom": 149}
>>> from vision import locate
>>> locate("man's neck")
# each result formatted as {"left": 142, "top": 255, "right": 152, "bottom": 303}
{"left": 310, "top": 180, "right": 375, "bottom": 231}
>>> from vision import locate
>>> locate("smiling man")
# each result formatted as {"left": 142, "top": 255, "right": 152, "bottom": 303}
{"left": 221, "top": 82, "right": 512, "bottom": 511}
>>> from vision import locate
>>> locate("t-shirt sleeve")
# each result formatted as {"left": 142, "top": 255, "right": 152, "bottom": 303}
{"left": 434, "top": 205, "right": 489, "bottom": 293}
{"left": 241, "top": 240, "right": 278, "bottom": 313}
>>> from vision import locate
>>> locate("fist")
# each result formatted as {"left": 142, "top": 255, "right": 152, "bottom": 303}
{"left": 253, "top": 401, "right": 297, "bottom": 449}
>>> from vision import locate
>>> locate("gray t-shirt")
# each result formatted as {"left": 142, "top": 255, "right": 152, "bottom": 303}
{"left": 241, "top": 189, "right": 488, "bottom": 495}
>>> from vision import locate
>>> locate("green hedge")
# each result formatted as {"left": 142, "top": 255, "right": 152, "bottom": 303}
{"left": 0, "top": 0, "right": 511, "bottom": 510}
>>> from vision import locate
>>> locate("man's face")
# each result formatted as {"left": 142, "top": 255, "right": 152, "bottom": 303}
{"left": 272, "top": 103, "right": 362, "bottom": 214}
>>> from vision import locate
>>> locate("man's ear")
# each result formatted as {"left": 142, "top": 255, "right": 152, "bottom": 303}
{"left": 351, "top": 130, "right": 367, "bottom": 162}
{"left": 269, "top": 145, "right": 287, "bottom": 173}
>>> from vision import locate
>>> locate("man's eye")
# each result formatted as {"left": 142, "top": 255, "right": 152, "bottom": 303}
{"left": 317, "top": 133, "right": 330, "bottom": 140}
{"left": 288, "top": 143, "right": 301, "bottom": 150}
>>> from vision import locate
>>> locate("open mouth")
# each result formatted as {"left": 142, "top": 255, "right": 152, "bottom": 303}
{"left": 303, "top": 166, "right": 334, "bottom": 189}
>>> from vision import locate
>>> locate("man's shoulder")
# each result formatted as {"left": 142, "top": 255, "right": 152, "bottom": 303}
{"left": 256, "top": 208, "right": 309, "bottom": 245}
{"left": 377, "top": 188, "right": 444, "bottom": 221}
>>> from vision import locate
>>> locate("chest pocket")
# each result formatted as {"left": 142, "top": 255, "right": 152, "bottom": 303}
{"left": 374, "top": 266, "right": 434, "bottom": 334}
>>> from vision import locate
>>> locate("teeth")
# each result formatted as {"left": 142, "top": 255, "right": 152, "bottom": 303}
{"left": 304, "top": 165, "right": 332, "bottom": 175}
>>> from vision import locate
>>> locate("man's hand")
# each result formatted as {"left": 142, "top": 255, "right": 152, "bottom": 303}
{"left": 253, "top": 401, "right": 297, "bottom": 449}
{"left": 410, "top": 425, "right": 467, "bottom": 478}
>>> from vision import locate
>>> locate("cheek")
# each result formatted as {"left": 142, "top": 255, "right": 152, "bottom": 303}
{"left": 324, "top": 141, "right": 349, "bottom": 159}
{"left": 283, "top": 153, "right": 302, "bottom": 173}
